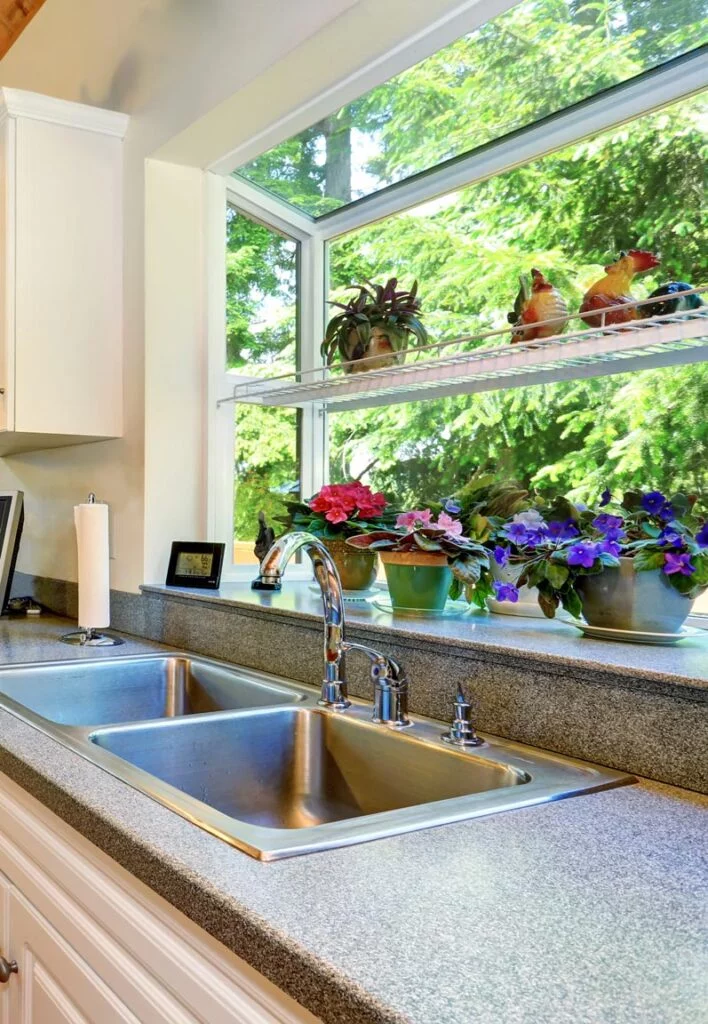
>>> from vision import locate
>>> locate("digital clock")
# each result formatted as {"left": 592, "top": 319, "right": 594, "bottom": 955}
{"left": 165, "top": 542, "right": 225, "bottom": 590}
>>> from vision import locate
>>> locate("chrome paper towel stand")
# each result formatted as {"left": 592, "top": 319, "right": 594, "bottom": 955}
{"left": 62, "top": 493, "right": 123, "bottom": 647}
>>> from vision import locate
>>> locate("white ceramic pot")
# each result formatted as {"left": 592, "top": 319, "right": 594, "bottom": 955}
{"left": 487, "top": 560, "right": 546, "bottom": 618}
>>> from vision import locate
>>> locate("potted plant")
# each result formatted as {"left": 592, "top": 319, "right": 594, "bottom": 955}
{"left": 279, "top": 482, "right": 394, "bottom": 591}
{"left": 491, "top": 488, "right": 708, "bottom": 632}
{"left": 442, "top": 472, "right": 548, "bottom": 615}
{"left": 321, "top": 277, "right": 428, "bottom": 374}
{"left": 347, "top": 509, "right": 489, "bottom": 613}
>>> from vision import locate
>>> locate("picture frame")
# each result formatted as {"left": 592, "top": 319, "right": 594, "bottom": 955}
{"left": 165, "top": 541, "right": 225, "bottom": 590}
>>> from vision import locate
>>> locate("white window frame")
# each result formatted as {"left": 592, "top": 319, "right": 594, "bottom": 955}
{"left": 207, "top": 31, "right": 708, "bottom": 592}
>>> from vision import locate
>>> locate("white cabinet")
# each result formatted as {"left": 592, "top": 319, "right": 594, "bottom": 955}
{"left": 0, "top": 89, "right": 128, "bottom": 455}
{"left": 0, "top": 773, "right": 319, "bottom": 1024}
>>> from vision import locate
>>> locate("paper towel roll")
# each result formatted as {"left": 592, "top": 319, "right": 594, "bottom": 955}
{"left": 75, "top": 500, "right": 110, "bottom": 629}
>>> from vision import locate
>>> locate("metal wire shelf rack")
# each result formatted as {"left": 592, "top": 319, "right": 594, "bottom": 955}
{"left": 218, "top": 287, "right": 708, "bottom": 412}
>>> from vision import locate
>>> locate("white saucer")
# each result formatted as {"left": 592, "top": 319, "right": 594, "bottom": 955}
{"left": 308, "top": 583, "right": 382, "bottom": 603}
{"left": 571, "top": 623, "right": 701, "bottom": 645}
{"left": 369, "top": 595, "right": 471, "bottom": 618}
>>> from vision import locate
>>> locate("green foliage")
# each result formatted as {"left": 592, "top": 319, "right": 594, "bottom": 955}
{"left": 227, "top": 1, "right": 708, "bottom": 545}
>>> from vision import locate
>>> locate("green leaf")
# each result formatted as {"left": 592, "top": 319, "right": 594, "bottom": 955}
{"left": 633, "top": 549, "right": 665, "bottom": 572}
{"left": 560, "top": 586, "right": 583, "bottom": 619}
{"left": 544, "top": 562, "right": 569, "bottom": 589}
{"left": 641, "top": 522, "right": 661, "bottom": 538}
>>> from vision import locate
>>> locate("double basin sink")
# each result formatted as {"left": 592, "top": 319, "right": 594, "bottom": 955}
{"left": 0, "top": 654, "right": 632, "bottom": 859}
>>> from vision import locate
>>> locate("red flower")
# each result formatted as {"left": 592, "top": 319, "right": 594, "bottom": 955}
{"left": 308, "top": 482, "right": 386, "bottom": 521}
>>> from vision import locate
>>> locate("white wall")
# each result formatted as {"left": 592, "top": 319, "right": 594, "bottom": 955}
{"left": 0, "top": 0, "right": 477, "bottom": 592}
{"left": 0, "top": 0, "right": 357, "bottom": 591}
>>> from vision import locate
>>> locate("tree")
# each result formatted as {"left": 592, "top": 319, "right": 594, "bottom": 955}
{"left": 227, "top": 0, "right": 708, "bottom": 541}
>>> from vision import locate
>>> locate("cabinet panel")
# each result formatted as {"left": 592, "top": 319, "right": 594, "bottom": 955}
{"left": 13, "top": 116, "right": 122, "bottom": 437}
{"left": 8, "top": 889, "right": 138, "bottom": 1024}
{"left": 0, "top": 869, "right": 9, "bottom": 1024}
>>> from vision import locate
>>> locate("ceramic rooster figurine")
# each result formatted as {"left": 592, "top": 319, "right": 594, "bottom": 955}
{"left": 580, "top": 249, "right": 660, "bottom": 327}
{"left": 643, "top": 282, "right": 705, "bottom": 319}
{"left": 507, "top": 269, "right": 569, "bottom": 344}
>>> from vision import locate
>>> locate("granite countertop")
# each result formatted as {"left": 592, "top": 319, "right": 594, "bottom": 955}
{"left": 142, "top": 581, "right": 708, "bottom": 689}
{"left": 0, "top": 615, "right": 706, "bottom": 1024}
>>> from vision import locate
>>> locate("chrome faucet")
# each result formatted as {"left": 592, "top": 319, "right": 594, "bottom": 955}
{"left": 253, "top": 532, "right": 411, "bottom": 727}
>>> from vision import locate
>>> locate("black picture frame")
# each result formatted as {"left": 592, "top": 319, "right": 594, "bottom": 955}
{"left": 165, "top": 541, "right": 225, "bottom": 590}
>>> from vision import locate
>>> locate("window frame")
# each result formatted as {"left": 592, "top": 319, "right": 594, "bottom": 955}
{"left": 209, "top": 34, "right": 708, "bottom": 608}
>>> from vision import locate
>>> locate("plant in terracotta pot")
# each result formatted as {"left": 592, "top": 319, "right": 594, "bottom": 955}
{"left": 279, "top": 482, "right": 395, "bottom": 591}
{"left": 347, "top": 509, "right": 489, "bottom": 613}
{"left": 321, "top": 278, "right": 428, "bottom": 374}
{"left": 492, "top": 487, "right": 708, "bottom": 633}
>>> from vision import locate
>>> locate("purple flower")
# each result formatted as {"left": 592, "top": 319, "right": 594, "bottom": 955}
{"left": 546, "top": 519, "right": 579, "bottom": 541}
{"left": 523, "top": 527, "right": 547, "bottom": 548}
{"left": 493, "top": 545, "right": 510, "bottom": 567}
{"left": 599, "top": 488, "right": 612, "bottom": 507}
{"left": 658, "top": 527, "right": 682, "bottom": 548}
{"left": 663, "top": 552, "right": 695, "bottom": 576}
{"left": 493, "top": 581, "right": 519, "bottom": 603}
{"left": 604, "top": 526, "right": 627, "bottom": 542}
{"left": 598, "top": 539, "right": 622, "bottom": 557}
{"left": 641, "top": 490, "right": 667, "bottom": 515}
{"left": 444, "top": 499, "right": 462, "bottom": 515}
{"left": 592, "top": 514, "right": 624, "bottom": 534}
{"left": 657, "top": 502, "right": 675, "bottom": 523}
{"left": 697, "top": 523, "right": 708, "bottom": 548}
{"left": 567, "top": 542, "right": 599, "bottom": 568}
{"left": 504, "top": 522, "right": 530, "bottom": 545}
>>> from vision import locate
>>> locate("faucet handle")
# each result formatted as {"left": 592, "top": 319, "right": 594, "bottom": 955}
{"left": 442, "top": 684, "right": 484, "bottom": 747}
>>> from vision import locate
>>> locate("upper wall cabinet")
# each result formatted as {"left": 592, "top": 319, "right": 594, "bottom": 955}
{"left": 0, "top": 89, "right": 128, "bottom": 456}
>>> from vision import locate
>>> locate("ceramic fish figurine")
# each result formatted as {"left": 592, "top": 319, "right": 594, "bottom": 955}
{"left": 642, "top": 281, "right": 705, "bottom": 319}
{"left": 580, "top": 249, "right": 660, "bottom": 327}
{"left": 508, "top": 269, "right": 569, "bottom": 344}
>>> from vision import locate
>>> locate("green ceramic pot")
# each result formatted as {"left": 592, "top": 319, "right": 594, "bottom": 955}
{"left": 380, "top": 551, "right": 452, "bottom": 612}
{"left": 321, "top": 538, "right": 378, "bottom": 591}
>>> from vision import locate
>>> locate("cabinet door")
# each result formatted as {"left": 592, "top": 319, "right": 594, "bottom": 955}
{"left": 7, "top": 888, "right": 139, "bottom": 1024}
{"left": 0, "top": 869, "right": 10, "bottom": 1024}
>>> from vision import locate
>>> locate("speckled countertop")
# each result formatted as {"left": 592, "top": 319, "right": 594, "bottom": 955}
{"left": 0, "top": 616, "right": 706, "bottom": 1024}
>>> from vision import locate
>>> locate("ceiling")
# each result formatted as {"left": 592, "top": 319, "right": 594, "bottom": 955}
{"left": 0, "top": 0, "right": 46, "bottom": 60}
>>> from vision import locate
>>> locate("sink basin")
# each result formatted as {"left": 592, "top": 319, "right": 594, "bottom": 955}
{"left": 0, "top": 655, "right": 303, "bottom": 726}
{"left": 0, "top": 653, "right": 634, "bottom": 860}
{"left": 90, "top": 707, "right": 528, "bottom": 827}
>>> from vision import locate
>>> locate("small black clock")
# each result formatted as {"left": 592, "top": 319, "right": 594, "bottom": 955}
{"left": 165, "top": 542, "right": 225, "bottom": 590}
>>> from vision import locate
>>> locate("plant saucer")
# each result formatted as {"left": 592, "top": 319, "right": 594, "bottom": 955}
{"left": 571, "top": 622, "right": 702, "bottom": 646}
{"left": 308, "top": 583, "right": 383, "bottom": 603}
{"left": 369, "top": 595, "right": 471, "bottom": 618}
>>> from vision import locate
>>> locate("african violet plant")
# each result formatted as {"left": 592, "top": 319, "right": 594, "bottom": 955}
{"left": 279, "top": 482, "right": 395, "bottom": 540}
{"left": 321, "top": 277, "right": 428, "bottom": 371}
{"left": 347, "top": 509, "right": 490, "bottom": 585}
{"left": 489, "top": 488, "right": 708, "bottom": 619}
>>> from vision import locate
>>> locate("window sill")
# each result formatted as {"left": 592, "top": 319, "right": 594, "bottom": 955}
{"left": 141, "top": 581, "right": 708, "bottom": 694}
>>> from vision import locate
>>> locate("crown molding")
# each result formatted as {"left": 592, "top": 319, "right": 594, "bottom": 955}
{"left": 0, "top": 88, "right": 129, "bottom": 138}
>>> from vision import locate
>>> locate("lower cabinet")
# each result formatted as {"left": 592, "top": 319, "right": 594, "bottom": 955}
{"left": 0, "top": 773, "right": 319, "bottom": 1024}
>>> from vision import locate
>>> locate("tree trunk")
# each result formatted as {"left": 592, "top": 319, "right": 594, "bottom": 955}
{"left": 318, "top": 115, "right": 352, "bottom": 203}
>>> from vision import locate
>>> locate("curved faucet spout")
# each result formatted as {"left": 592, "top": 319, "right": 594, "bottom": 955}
{"left": 253, "top": 532, "right": 349, "bottom": 709}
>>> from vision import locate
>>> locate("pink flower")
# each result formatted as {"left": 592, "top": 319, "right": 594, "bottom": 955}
{"left": 436, "top": 512, "right": 463, "bottom": 536}
{"left": 396, "top": 509, "right": 434, "bottom": 532}
{"left": 324, "top": 506, "right": 350, "bottom": 524}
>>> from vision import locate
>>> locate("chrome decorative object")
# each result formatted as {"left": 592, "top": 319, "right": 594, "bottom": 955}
{"left": 442, "top": 684, "right": 484, "bottom": 747}
{"left": 252, "top": 531, "right": 410, "bottom": 724}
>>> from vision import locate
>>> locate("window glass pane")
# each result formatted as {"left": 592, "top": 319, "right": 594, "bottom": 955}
{"left": 226, "top": 207, "right": 299, "bottom": 564}
{"left": 236, "top": 0, "right": 706, "bottom": 215}
{"left": 327, "top": 93, "right": 707, "bottom": 559}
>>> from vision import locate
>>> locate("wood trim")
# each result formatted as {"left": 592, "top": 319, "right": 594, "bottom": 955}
{"left": 0, "top": 0, "right": 46, "bottom": 61}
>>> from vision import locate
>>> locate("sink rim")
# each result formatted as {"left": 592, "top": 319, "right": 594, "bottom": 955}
{"left": 0, "top": 651, "right": 635, "bottom": 861}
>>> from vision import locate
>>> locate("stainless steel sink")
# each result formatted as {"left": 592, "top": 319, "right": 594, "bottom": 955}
{"left": 90, "top": 707, "right": 527, "bottom": 827}
{"left": 0, "top": 653, "right": 633, "bottom": 860}
{"left": 0, "top": 655, "right": 304, "bottom": 725}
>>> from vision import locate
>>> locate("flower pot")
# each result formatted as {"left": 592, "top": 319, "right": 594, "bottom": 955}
{"left": 343, "top": 325, "right": 408, "bottom": 374}
{"left": 488, "top": 560, "right": 546, "bottom": 618}
{"left": 380, "top": 551, "right": 452, "bottom": 612}
{"left": 321, "top": 538, "right": 378, "bottom": 592}
{"left": 575, "top": 557, "right": 695, "bottom": 632}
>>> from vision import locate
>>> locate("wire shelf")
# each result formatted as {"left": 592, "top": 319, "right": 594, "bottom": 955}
{"left": 219, "top": 287, "right": 708, "bottom": 412}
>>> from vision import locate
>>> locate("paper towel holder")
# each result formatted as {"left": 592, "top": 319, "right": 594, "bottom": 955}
{"left": 61, "top": 493, "right": 124, "bottom": 647}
